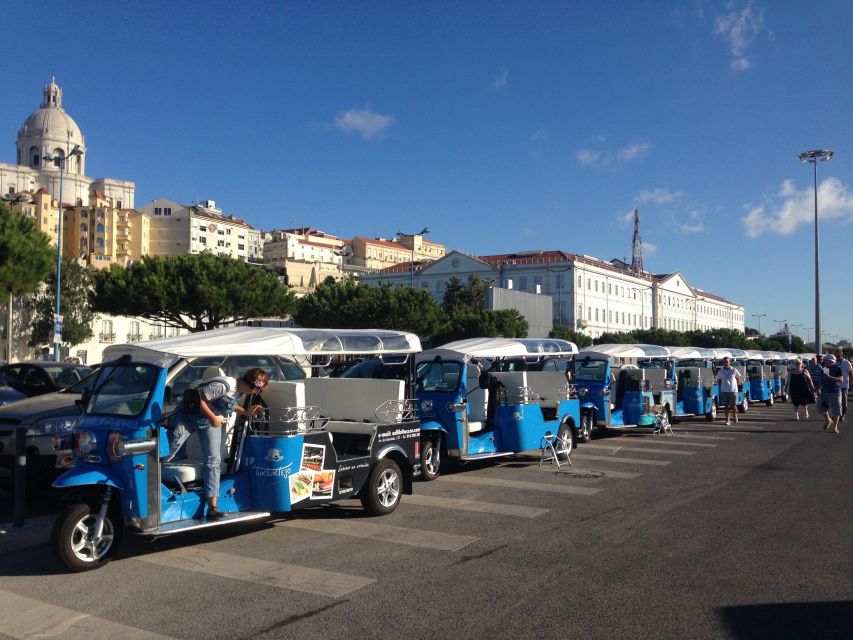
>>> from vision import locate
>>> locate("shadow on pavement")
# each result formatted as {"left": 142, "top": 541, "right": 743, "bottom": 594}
{"left": 719, "top": 601, "right": 853, "bottom": 640}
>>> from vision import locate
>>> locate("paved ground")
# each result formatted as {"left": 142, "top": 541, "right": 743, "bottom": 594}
{"left": 1, "top": 400, "right": 852, "bottom": 639}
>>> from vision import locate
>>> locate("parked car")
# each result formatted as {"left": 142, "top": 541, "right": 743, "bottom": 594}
{"left": 0, "top": 360, "right": 93, "bottom": 398}
{"left": 0, "top": 371, "right": 98, "bottom": 487}
{"left": 0, "top": 355, "right": 303, "bottom": 488}
{"left": 0, "top": 384, "right": 26, "bottom": 406}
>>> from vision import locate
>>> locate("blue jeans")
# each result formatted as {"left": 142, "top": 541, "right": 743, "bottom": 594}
{"left": 163, "top": 417, "right": 222, "bottom": 499}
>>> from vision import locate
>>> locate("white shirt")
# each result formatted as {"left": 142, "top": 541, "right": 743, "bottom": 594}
{"left": 838, "top": 359, "right": 852, "bottom": 390}
{"left": 715, "top": 367, "right": 740, "bottom": 393}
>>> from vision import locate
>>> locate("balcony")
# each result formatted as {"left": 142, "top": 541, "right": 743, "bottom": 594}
{"left": 116, "top": 216, "right": 129, "bottom": 227}
{"left": 127, "top": 332, "right": 143, "bottom": 343}
{"left": 99, "top": 332, "right": 116, "bottom": 343}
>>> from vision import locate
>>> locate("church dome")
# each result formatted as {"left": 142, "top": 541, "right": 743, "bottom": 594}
{"left": 16, "top": 77, "right": 86, "bottom": 175}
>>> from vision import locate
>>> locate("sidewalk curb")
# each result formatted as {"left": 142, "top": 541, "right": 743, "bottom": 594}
{"left": 0, "top": 515, "right": 54, "bottom": 554}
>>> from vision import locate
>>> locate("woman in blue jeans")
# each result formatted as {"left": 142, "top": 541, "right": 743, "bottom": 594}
{"left": 165, "top": 367, "right": 269, "bottom": 519}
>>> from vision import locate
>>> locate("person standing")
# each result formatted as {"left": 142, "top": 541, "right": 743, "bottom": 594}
{"left": 788, "top": 358, "right": 816, "bottom": 420}
{"left": 715, "top": 357, "right": 741, "bottom": 426}
{"left": 836, "top": 348, "right": 851, "bottom": 421}
{"left": 819, "top": 354, "right": 843, "bottom": 433}
{"left": 807, "top": 356, "right": 823, "bottom": 413}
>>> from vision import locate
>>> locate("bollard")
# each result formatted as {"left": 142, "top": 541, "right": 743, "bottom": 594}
{"left": 14, "top": 426, "right": 26, "bottom": 528}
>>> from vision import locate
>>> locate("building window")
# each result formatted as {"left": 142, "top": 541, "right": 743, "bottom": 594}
{"left": 154, "top": 207, "right": 161, "bottom": 215}
{"left": 608, "top": 283, "right": 611, "bottom": 294}
{"left": 518, "top": 277, "right": 528, "bottom": 290}
{"left": 164, "top": 207, "right": 171, "bottom": 215}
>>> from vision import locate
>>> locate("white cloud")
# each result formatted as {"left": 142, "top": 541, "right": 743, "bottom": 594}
{"left": 741, "top": 177, "right": 853, "bottom": 238}
{"left": 529, "top": 130, "right": 547, "bottom": 159}
{"left": 491, "top": 68, "right": 509, "bottom": 91}
{"left": 713, "top": 1, "right": 769, "bottom": 72}
{"left": 641, "top": 241, "right": 658, "bottom": 256}
{"left": 576, "top": 140, "right": 650, "bottom": 167}
{"left": 616, "top": 210, "right": 636, "bottom": 226}
{"left": 678, "top": 208, "right": 705, "bottom": 234}
{"left": 576, "top": 148, "right": 601, "bottom": 166}
{"left": 617, "top": 142, "right": 651, "bottom": 163}
{"left": 334, "top": 107, "right": 395, "bottom": 139}
{"left": 636, "top": 188, "right": 683, "bottom": 205}
{"left": 530, "top": 129, "right": 547, "bottom": 143}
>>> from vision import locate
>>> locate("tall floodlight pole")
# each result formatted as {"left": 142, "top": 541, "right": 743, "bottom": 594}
{"left": 43, "top": 145, "right": 83, "bottom": 362}
{"left": 797, "top": 149, "right": 834, "bottom": 354}
{"left": 751, "top": 313, "right": 766, "bottom": 336}
{"left": 397, "top": 227, "right": 429, "bottom": 288}
{"left": 773, "top": 319, "right": 787, "bottom": 335}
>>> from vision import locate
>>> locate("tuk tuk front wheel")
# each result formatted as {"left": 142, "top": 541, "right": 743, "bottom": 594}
{"left": 706, "top": 400, "right": 717, "bottom": 421}
{"left": 766, "top": 395, "right": 774, "bottom": 407}
{"left": 51, "top": 503, "right": 122, "bottom": 572}
{"left": 579, "top": 414, "right": 594, "bottom": 443}
{"left": 420, "top": 437, "right": 441, "bottom": 481}
{"left": 556, "top": 424, "right": 574, "bottom": 461}
{"left": 738, "top": 396, "right": 749, "bottom": 414}
{"left": 361, "top": 458, "right": 402, "bottom": 516}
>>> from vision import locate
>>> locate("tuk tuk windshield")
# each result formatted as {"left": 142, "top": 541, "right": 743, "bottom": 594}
{"left": 417, "top": 360, "right": 463, "bottom": 392}
{"left": 88, "top": 364, "right": 159, "bottom": 417}
{"left": 576, "top": 359, "right": 608, "bottom": 382}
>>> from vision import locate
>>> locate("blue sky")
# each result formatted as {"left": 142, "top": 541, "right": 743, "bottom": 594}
{"left": 2, "top": 1, "right": 851, "bottom": 342}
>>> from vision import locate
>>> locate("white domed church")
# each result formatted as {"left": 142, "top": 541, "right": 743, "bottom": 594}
{"left": 1, "top": 77, "right": 135, "bottom": 208}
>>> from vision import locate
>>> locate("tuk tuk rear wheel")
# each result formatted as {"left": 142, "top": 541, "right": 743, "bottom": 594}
{"left": 579, "top": 414, "right": 594, "bottom": 443}
{"left": 420, "top": 437, "right": 441, "bottom": 481}
{"left": 738, "top": 396, "right": 749, "bottom": 414}
{"left": 706, "top": 400, "right": 717, "bottom": 421}
{"left": 51, "top": 503, "right": 122, "bottom": 572}
{"left": 766, "top": 395, "right": 774, "bottom": 407}
{"left": 361, "top": 458, "right": 402, "bottom": 516}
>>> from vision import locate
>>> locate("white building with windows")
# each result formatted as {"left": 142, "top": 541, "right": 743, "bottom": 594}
{"left": 139, "top": 198, "right": 263, "bottom": 263}
{"left": 0, "top": 77, "right": 135, "bottom": 208}
{"left": 361, "top": 249, "right": 745, "bottom": 338}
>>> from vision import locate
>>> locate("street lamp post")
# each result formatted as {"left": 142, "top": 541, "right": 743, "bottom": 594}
{"left": 751, "top": 313, "right": 767, "bottom": 336}
{"left": 42, "top": 145, "right": 83, "bottom": 362}
{"left": 772, "top": 319, "right": 787, "bottom": 336}
{"left": 397, "top": 227, "right": 430, "bottom": 288}
{"left": 797, "top": 149, "right": 834, "bottom": 355}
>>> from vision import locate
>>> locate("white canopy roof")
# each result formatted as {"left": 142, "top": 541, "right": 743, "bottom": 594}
{"left": 104, "top": 327, "right": 422, "bottom": 367}
{"left": 579, "top": 344, "right": 672, "bottom": 359}
{"left": 744, "top": 350, "right": 767, "bottom": 360}
{"left": 668, "top": 346, "right": 717, "bottom": 360}
{"left": 417, "top": 337, "right": 577, "bottom": 363}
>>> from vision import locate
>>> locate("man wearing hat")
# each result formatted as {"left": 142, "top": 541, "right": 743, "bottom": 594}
{"left": 819, "top": 354, "right": 844, "bottom": 433}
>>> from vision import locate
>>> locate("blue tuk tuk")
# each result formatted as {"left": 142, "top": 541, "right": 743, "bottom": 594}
{"left": 745, "top": 350, "right": 775, "bottom": 406}
{"left": 51, "top": 327, "right": 422, "bottom": 572}
{"left": 415, "top": 337, "right": 581, "bottom": 479}
{"left": 576, "top": 344, "right": 674, "bottom": 431}
{"left": 668, "top": 346, "right": 721, "bottom": 421}
{"left": 768, "top": 352, "right": 791, "bottom": 402}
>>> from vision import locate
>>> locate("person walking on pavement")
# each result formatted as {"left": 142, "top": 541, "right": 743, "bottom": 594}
{"left": 819, "top": 354, "right": 843, "bottom": 433}
{"left": 836, "top": 348, "right": 851, "bottom": 421}
{"left": 715, "top": 357, "right": 741, "bottom": 426}
{"left": 807, "top": 356, "right": 823, "bottom": 415}
{"left": 789, "top": 358, "right": 816, "bottom": 420}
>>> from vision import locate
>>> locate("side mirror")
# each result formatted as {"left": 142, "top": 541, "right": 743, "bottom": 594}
{"left": 478, "top": 371, "right": 490, "bottom": 390}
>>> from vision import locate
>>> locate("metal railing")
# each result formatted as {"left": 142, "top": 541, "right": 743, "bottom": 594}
{"left": 248, "top": 406, "right": 329, "bottom": 436}
{"left": 374, "top": 398, "right": 416, "bottom": 423}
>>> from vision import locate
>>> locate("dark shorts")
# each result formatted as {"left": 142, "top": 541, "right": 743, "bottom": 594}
{"left": 720, "top": 391, "right": 737, "bottom": 407}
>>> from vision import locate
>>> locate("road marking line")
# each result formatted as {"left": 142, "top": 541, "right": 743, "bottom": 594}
{"left": 579, "top": 444, "right": 695, "bottom": 456}
{"left": 136, "top": 547, "right": 374, "bottom": 597}
{"left": 614, "top": 438, "right": 718, "bottom": 448}
{"left": 403, "top": 493, "right": 549, "bottom": 518}
{"left": 0, "top": 589, "right": 176, "bottom": 640}
{"left": 572, "top": 454, "right": 671, "bottom": 466}
{"left": 436, "top": 474, "right": 602, "bottom": 496}
{"left": 281, "top": 519, "right": 478, "bottom": 552}
{"left": 522, "top": 464, "right": 642, "bottom": 479}
{"left": 668, "top": 433, "right": 736, "bottom": 441}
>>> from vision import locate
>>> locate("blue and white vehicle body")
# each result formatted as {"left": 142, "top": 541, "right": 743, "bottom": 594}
{"left": 668, "top": 346, "right": 721, "bottom": 421}
{"left": 768, "top": 352, "right": 792, "bottom": 401}
{"left": 415, "top": 337, "right": 581, "bottom": 479}
{"left": 51, "top": 327, "right": 422, "bottom": 572}
{"left": 744, "top": 350, "right": 775, "bottom": 407}
{"left": 576, "top": 344, "right": 674, "bottom": 431}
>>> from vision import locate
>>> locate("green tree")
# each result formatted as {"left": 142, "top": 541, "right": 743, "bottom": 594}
{"left": 549, "top": 324, "right": 593, "bottom": 348}
{"left": 442, "top": 274, "right": 488, "bottom": 311}
{"left": 0, "top": 202, "right": 54, "bottom": 305}
{"left": 28, "top": 258, "right": 95, "bottom": 348}
{"left": 492, "top": 308, "right": 528, "bottom": 339}
{"left": 93, "top": 253, "right": 296, "bottom": 332}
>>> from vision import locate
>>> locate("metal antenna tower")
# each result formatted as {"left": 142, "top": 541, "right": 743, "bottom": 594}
{"left": 630, "top": 209, "right": 644, "bottom": 275}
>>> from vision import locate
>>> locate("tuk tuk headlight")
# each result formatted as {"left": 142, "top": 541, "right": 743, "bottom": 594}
{"left": 420, "top": 399, "right": 434, "bottom": 413}
{"left": 76, "top": 430, "right": 97, "bottom": 457}
{"left": 27, "top": 416, "right": 79, "bottom": 436}
{"left": 578, "top": 387, "right": 589, "bottom": 398}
